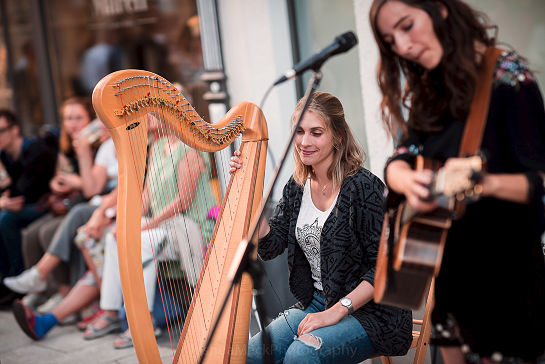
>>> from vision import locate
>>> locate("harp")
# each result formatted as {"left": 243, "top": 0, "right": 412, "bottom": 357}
{"left": 92, "top": 70, "right": 268, "bottom": 363}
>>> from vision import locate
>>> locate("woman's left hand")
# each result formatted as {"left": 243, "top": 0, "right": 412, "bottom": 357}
{"left": 229, "top": 150, "right": 242, "bottom": 174}
{"left": 297, "top": 307, "right": 345, "bottom": 336}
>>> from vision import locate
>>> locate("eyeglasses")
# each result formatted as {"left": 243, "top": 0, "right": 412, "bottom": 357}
{"left": 0, "top": 125, "right": 12, "bottom": 134}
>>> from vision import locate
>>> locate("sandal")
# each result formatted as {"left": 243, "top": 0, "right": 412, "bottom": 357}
{"left": 112, "top": 320, "right": 162, "bottom": 350}
{"left": 113, "top": 330, "right": 133, "bottom": 349}
{"left": 82, "top": 313, "right": 121, "bottom": 340}
{"left": 77, "top": 309, "right": 104, "bottom": 331}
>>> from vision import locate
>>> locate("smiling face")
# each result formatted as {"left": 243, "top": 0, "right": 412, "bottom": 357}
{"left": 62, "top": 103, "right": 91, "bottom": 139}
{"left": 294, "top": 111, "right": 335, "bottom": 171}
{"left": 376, "top": 0, "right": 444, "bottom": 70}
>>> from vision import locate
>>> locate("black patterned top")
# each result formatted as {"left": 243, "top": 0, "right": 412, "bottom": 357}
{"left": 258, "top": 168, "right": 413, "bottom": 356}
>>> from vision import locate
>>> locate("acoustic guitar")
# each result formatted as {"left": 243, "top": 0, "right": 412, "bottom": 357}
{"left": 374, "top": 155, "right": 483, "bottom": 310}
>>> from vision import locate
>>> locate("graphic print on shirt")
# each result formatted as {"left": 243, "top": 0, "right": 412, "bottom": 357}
{"left": 296, "top": 218, "right": 322, "bottom": 289}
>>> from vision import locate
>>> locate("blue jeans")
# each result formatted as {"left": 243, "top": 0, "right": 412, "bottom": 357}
{"left": 246, "top": 291, "right": 376, "bottom": 364}
{"left": 0, "top": 203, "right": 46, "bottom": 276}
{"left": 47, "top": 203, "right": 97, "bottom": 286}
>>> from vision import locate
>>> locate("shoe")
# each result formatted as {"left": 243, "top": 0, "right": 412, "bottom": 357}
{"left": 3, "top": 267, "right": 46, "bottom": 294}
{"left": 82, "top": 313, "right": 121, "bottom": 340}
{"left": 12, "top": 299, "right": 40, "bottom": 340}
{"left": 22, "top": 293, "right": 47, "bottom": 311}
{"left": 36, "top": 293, "right": 64, "bottom": 314}
{"left": 11, "top": 299, "right": 58, "bottom": 340}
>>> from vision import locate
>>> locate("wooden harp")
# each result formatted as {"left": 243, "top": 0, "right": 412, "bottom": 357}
{"left": 92, "top": 70, "right": 268, "bottom": 363}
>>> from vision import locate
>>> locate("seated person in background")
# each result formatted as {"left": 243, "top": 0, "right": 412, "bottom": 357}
{"left": 4, "top": 103, "right": 117, "bottom": 312}
{"left": 4, "top": 97, "right": 106, "bottom": 310}
{"left": 82, "top": 112, "right": 215, "bottom": 349}
{"left": 10, "top": 188, "right": 117, "bottom": 340}
{"left": 0, "top": 109, "right": 57, "bottom": 305}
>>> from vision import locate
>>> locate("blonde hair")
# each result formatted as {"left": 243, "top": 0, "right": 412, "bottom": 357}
{"left": 291, "top": 92, "right": 364, "bottom": 188}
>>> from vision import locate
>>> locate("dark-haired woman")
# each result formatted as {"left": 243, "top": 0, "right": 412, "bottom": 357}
{"left": 231, "top": 92, "right": 412, "bottom": 364}
{"left": 370, "top": 0, "right": 545, "bottom": 361}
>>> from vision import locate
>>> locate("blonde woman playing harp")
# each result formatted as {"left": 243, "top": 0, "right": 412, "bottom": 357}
{"left": 92, "top": 70, "right": 268, "bottom": 363}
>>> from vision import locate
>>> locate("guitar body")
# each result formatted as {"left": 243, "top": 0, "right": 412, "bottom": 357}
{"left": 375, "top": 204, "right": 449, "bottom": 310}
{"left": 374, "top": 156, "right": 479, "bottom": 310}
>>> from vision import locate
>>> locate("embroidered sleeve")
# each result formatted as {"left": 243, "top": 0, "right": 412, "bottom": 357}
{"left": 494, "top": 51, "right": 535, "bottom": 89}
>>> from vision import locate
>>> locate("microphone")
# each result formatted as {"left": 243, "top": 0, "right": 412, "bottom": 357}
{"left": 273, "top": 31, "right": 358, "bottom": 86}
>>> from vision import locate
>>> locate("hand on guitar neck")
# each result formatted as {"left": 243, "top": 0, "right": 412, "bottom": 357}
{"left": 432, "top": 155, "right": 484, "bottom": 205}
{"left": 387, "top": 155, "right": 484, "bottom": 214}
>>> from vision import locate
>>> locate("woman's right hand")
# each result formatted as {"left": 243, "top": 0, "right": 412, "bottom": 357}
{"left": 50, "top": 175, "right": 73, "bottom": 194}
{"left": 229, "top": 150, "right": 242, "bottom": 174}
{"left": 51, "top": 173, "right": 82, "bottom": 194}
{"left": 386, "top": 160, "right": 437, "bottom": 213}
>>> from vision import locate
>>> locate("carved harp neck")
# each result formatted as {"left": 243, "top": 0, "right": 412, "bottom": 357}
{"left": 93, "top": 70, "right": 268, "bottom": 364}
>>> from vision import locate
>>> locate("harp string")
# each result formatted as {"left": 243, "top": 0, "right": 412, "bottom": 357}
{"left": 153, "top": 79, "right": 196, "bottom": 351}
{"left": 144, "top": 80, "right": 191, "bottom": 357}
{"left": 147, "top": 80, "right": 202, "bottom": 359}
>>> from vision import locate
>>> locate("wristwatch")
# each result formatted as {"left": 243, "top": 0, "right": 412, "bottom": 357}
{"left": 340, "top": 297, "right": 354, "bottom": 315}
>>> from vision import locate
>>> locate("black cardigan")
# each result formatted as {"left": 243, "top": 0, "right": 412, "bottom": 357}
{"left": 258, "top": 168, "right": 412, "bottom": 356}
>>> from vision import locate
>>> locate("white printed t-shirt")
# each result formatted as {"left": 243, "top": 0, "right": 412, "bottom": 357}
{"left": 295, "top": 179, "right": 339, "bottom": 291}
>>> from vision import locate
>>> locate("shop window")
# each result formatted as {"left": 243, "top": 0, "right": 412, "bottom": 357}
{"left": 1, "top": 0, "right": 209, "bottom": 135}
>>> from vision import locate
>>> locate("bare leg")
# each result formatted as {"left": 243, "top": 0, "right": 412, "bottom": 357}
{"left": 440, "top": 347, "right": 466, "bottom": 364}
{"left": 51, "top": 284, "right": 99, "bottom": 322}
{"left": 35, "top": 253, "right": 61, "bottom": 280}
{"left": 57, "top": 284, "right": 71, "bottom": 297}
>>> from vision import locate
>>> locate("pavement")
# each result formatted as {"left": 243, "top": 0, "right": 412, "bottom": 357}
{"left": 0, "top": 305, "right": 174, "bottom": 364}
{"left": 0, "top": 297, "right": 431, "bottom": 364}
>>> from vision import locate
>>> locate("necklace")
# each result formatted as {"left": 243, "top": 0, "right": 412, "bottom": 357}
{"left": 321, "top": 183, "right": 329, "bottom": 195}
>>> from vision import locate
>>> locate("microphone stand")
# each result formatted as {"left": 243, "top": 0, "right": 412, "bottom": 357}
{"left": 198, "top": 70, "right": 324, "bottom": 364}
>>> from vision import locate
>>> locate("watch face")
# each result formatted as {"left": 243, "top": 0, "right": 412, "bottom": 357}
{"left": 341, "top": 297, "right": 351, "bottom": 306}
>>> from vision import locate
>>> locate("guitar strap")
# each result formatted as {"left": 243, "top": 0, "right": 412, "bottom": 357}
{"left": 454, "top": 46, "right": 503, "bottom": 218}
{"left": 458, "top": 46, "right": 503, "bottom": 157}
